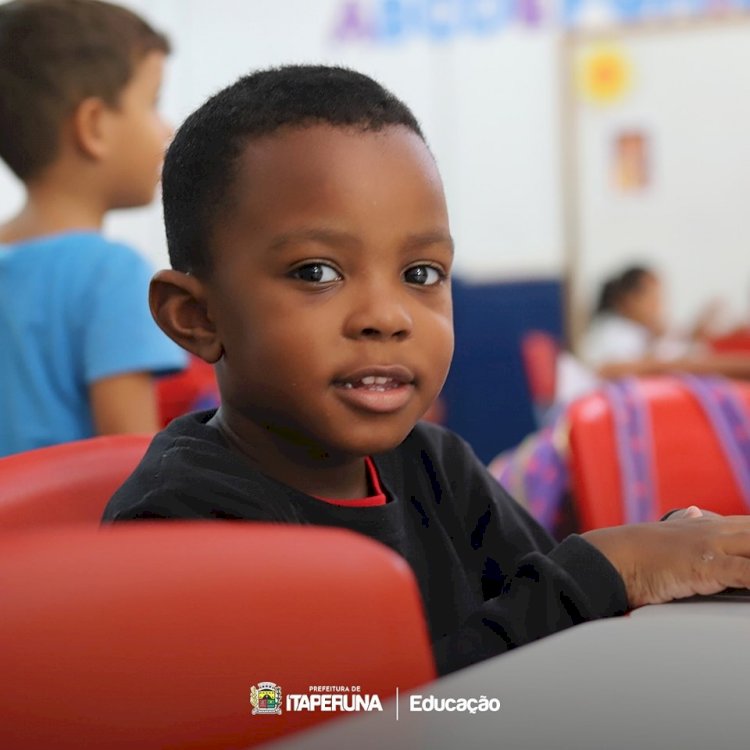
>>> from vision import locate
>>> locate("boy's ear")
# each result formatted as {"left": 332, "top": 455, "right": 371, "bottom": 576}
{"left": 71, "top": 97, "right": 110, "bottom": 160}
{"left": 149, "top": 270, "right": 224, "bottom": 364}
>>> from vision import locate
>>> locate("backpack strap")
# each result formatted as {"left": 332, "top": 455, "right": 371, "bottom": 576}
{"left": 604, "top": 378, "right": 657, "bottom": 523}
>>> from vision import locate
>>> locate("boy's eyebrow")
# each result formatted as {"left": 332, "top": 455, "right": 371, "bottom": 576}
{"left": 268, "top": 228, "right": 455, "bottom": 255}
{"left": 403, "top": 231, "right": 455, "bottom": 256}
{"left": 268, "top": 228, "right": 361, "bottom": 251}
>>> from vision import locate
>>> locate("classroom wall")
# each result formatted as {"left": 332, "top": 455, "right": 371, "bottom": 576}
{"left": 0, "top": 0, "right": 565, "bottom": 279}
{"left": 2, "top": 1, "right": 747, "bottom": 320}
{"left": 572, "top": 22, "right": 750, "bottom": 335}
{"left": 3, "top": 1, "right": 748, "bottom": 304}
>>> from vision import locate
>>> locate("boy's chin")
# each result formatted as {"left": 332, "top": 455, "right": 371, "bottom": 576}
{"left": 336, "top": 424, "right": 418, "bottom": 458}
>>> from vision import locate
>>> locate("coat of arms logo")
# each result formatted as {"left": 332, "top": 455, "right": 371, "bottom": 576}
{"left": 250, "top": 681, "right": 283, "bottom": 715}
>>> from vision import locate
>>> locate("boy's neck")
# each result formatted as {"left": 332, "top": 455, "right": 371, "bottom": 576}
{"left": 0, "top": 177, "right": 108, "bottom": 244}
{"left": 208, "top": 408, "right": 371, "bottom": 500}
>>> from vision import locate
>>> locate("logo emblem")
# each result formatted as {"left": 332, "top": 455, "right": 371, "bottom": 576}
{"left": 250, "top": 681, "right": 283, "bottom": 715}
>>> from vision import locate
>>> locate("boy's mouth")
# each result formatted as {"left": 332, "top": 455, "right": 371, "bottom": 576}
{"left": 341, "top": 376, "right": 402, "bottom": 391}
{"left": 333, "top": 366, "right": 415, "bottom": 413}
{"left": 334, "top": 365, "right": 414, "bottom": 388}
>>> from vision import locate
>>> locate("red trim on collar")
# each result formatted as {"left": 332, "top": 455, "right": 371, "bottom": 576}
{"left": 314, "top": 457, "right": 387, "bottom": 507}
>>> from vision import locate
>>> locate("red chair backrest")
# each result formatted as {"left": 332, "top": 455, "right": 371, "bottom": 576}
{"left": 0, "top": 435, "right": 151, "bottom": 531}
{"left": 157, "top": 354, "right": 219, "bottom": 426}
{"left": 0, "top": 523, "right": 436, "bottom": 749}
{"left": 521, "top": 330, "right": 559, "bottom": 405}
{"left": 569, "top": 377, "right": 750, "bottom": 530}
{"left": 708, "top": 328, "right": 750, "bottom": 354}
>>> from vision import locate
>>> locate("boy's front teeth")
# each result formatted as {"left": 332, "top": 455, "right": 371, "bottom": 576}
{"left": 342, "top": 376, "right": 396, "bottom": 389}
{"left": 361, "top": 376, "right": 391, "bottom": 385}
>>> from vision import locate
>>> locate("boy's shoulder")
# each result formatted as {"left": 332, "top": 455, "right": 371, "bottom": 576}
{"left": 133, "top": 410, "right": 226, "bottom": 476}
{"left": 402, "top": 420, "right": 477, "bottom": 464}
{"left": 103, "top": 410, "right": 244, "bottom": 520}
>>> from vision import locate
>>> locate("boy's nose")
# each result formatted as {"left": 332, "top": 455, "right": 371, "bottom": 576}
{"left": 344, "top": 291, "right": 413, "bottom": 342}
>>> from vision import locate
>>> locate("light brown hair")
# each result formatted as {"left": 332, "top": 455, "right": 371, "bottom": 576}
{"left": 0, "top": 0, "right": 170, "bottom": 180}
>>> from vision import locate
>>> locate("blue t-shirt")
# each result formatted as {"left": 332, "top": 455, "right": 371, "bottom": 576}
{"left": 0, "top": 231, "right": 186, "bottom": 456}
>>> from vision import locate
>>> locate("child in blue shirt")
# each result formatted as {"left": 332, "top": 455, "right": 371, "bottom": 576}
{"left": 0, "top": 0, "right": 184, "bottom": 455}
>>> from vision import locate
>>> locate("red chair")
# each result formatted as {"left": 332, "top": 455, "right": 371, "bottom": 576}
{"left": 708, "top": 327, "right": 750, "bottom": 354}
{"left": 157, "top": 354, "right": 219, "bottom": 426}
{"left": 0, "top": 434, "right": 151, "bottom": 531}
{"left": 568, "top": 377, "right": 750, "bottom": 530}
{"left": 520, "top": 330, "right": 559, "bottom": 422}
{"left": 0, "top": 523, "right": 436, "bottom": 749}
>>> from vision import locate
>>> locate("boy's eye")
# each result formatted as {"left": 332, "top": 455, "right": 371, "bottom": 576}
{"left": 404, "top": 265, "right": 443, "bottom": 286}
{"left": 290, "top": 263, "right": 341, "bottom": 283}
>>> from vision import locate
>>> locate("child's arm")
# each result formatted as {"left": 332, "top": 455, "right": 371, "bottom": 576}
{"left": 429, "top": 425, "right": 750, "bottom": 674}
{"left": 82, "top": 239, "right": 185, "bottom": 432}
{"left": 435, "top": 507, "right": 750, "bottom": 674}
{"left": 421, "top": 426, "right": 626, "bottom": 673}
{"left": 90, "top": 372, "right": 159, "bottom": 435}
{"left": 596, "top": 353, "right": 750, "bottom": 380}
{"left": 432, "top": 531, "right": 625, "bottom": 674}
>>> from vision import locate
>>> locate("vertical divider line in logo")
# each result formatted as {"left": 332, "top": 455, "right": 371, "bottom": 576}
{"left": 396, "top": 687, "right": 399, "bottom": 721}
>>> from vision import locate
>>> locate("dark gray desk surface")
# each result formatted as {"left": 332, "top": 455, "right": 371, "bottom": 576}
{"left": 262, "top": 602, "right": 750, "bottom": 750}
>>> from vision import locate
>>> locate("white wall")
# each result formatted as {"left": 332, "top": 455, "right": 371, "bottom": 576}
{"left": 0, "top": 0, "right": 564, "bottom": 277}
{"left": 573, "top": 23, "right": 750, "bottom": 332}
{"left": 3, "top": 0, "right": 750, "bottom": 328}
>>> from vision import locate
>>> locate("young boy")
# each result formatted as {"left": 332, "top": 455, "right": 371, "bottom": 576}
{"left": 0, "top": 0, "right": 185, "bottom": 456}
{"left": 104, "top": 65, "right": 750, "bottom": 675}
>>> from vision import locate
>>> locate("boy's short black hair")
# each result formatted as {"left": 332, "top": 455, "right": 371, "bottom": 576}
{"left": 0, "top": 0, "right": 170, "bottom": 181}
{"left": 162, "top": 64, "right": 426, "bottom": 277}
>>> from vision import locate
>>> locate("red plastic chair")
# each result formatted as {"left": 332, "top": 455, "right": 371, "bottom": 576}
{"left": 0, "top": 523, "right": 436, "bottom": 749}
{"left": 0, "top": 434, "right": 151, "bottom": 531}
{"left": 520, "top": 330, "right": 559, "bottom": 420}
{"left": 708, "top": 327, "right": 750, "bottom": 354}
{"left": 157, "top": 354, "right": 219, "bottom": 426}
{"left": 568, "top": 377, "right": 750, "bottom": 530}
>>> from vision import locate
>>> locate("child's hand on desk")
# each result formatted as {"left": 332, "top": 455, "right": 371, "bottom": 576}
{"left": 583, "top": 516, "right": 750, "bottom": 607}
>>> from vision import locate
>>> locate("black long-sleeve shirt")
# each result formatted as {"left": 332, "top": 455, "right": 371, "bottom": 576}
{"left": 103, "top": 411, "right": 628, "bottom": 674}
